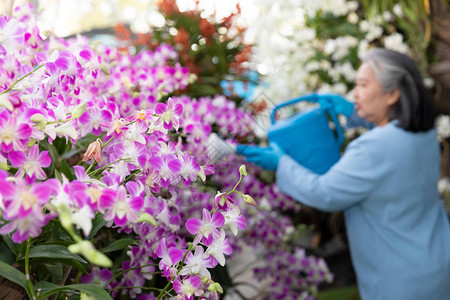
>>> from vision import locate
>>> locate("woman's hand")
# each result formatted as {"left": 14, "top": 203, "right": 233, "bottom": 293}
{"left": 236, "top": 142, "right": 285, "bottom": 171}
{"left": 319, "top": 94, "right": 354, "bottom": 117}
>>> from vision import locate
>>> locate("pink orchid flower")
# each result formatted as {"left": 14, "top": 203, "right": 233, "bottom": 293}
{"left": 185, "top": 208, "right": 225, "bottom": 246}
{"left": 172, "top": 276, "right": 203, "bottom": 300}
{"left": 0, "top": 177, "right": 56, "bottom": 219}
{"left": 155, "top": 98, "right": 183, "bottom": 131}
{"left": 9, "top": 144, "right": 51, "bottom": 181}
{"left": 156, "top": 237, "right": 183, "bottom": 276}
{"left": 0, "top": 112, "right": 31, "bottom": 152}
{"left": 0, "top": 17, "right": 24, "bottom": 54}
{"left": 204, "top": 229, "right": 232, "bottom": 266}
{"left": 99, "top": 185, "right": 144, "bottom": 227}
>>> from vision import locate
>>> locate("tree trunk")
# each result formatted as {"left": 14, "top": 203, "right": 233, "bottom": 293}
{"left": 429, "top": 0, "right": 450, "bottom": 115}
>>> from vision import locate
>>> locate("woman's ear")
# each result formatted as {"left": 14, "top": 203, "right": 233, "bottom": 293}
{"left": 387, "top": 88, "right": 400, "bottom": 106}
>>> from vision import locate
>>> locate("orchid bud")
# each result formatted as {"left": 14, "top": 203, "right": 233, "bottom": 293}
{"left": 56, "top": 203, "right": 73, "bottom": 232}
{"left": 100, "top": 64, "right": 110, "bottom": 76}
{"left": 0, "top": 162, "right": 9, "bottom": 171}
{"left": 137, "top": 213, "right": 157, "bottom": 226}
{"left": 26, "top": 138, "right": 37, "bottom": 148}
{"left": 30, "top": 114, "right": 47, "bottom": 129}
{"left": 0, "top": 94, "right": 13, "bottom": 111}
{"left": 239, "top": 165, "right": 247, "bottom": 176}
{"left": 208, "top": 282, "right": 223, "bottom": 294}
{"left": 243, "top": 194, "right": 257, "bottom": 206}
{"left": 72, "top": 102, "right": 86, "bottom": 119}
{"left": 188, "top": 73, "right": 198, "bottom": 84}
{"left": 69, "top": 240, "right": 112, "bottom": 267}
{"left": 81, "top": 292, "right": 97, "bottom": 300}
{"left": 201, "top": 276, "right": 210, "bottom": 284}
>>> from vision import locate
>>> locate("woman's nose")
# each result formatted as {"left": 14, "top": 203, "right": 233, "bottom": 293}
{"left": 352, "top": 88, "right": 359, "bottom": 100}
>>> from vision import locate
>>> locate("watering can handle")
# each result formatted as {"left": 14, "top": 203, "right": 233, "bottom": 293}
{"left": 270, "top": 93, "right": 345, "bottom": 146}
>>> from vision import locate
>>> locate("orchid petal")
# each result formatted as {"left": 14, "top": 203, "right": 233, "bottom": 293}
{"left": 185, "top": 218, "right": 202, "bottom": 235}
{"left": 8, "top": 150, "right": 26, "bottom": 167}
{"left": 211, "top": 211, "right": 225, "bottom": 227}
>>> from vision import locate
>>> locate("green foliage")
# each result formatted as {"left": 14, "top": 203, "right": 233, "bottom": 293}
{"left": 99, "top": 238, "right": 135, "bottom": 253}
{"left": 125, "top": 1, "right": 253, "bottom": 102}
{"left": 317, "top": 285, "right": 361, "bottom": 300}
{"left": 306, "top": 12, "right": 361, "bottom": 39}
{"left": 358, "top": 0, "right": 430, "bottom": 73}
{"left": 25, "top": 244, "right": 88, "bottom": 274}
{"left": 36, "top": 283, "right": 113, "bottom": 300}
{"left": 0, "top": 261, "right": 31, "bottom": 298}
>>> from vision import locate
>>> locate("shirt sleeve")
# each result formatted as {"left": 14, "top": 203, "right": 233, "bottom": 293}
{"left": 276, "top": 139, "right": 380, "bottom": 212}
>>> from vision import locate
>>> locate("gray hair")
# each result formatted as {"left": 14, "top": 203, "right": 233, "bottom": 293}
{"left": 361, "top": 48, "right": 435, "bottom": 132}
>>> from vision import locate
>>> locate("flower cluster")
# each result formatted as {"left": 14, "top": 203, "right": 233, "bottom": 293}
{"left": 0, "top": 6, "right": 249, "bottom": 300}
{"left": 0, "top": 9, "right": 198, "bottom": 242}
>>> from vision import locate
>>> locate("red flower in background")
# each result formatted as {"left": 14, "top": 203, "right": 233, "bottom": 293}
{"left": 158, "top": 0, "right": 179, "bottom": 16}
{"left": 174, "top": 27, "right": 189, "bottom": 50}
{"left": 199, "top": 18, "right": 215, "bottom": 41}
{"left": 115, "top": 23, "right": 131, "bottom": 41}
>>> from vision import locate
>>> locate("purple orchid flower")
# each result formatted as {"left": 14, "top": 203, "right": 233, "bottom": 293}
{"left": 204, "top": 229, "right": 232, "bottom": 266}
{"left": 156, "top": 237, "right": 183, "bottom": 277}
{"left": 80, "top": 267, "right": 114, "bottom": 289}
{"left": 99, "top": 185, "right": 144, "bottom": 227}
{"left": 0, "top": 112, "right": 31, "bottom": 152}
{"left": 9, "top": 144, "right": 51, "bottom": 180}
{"left": 0, "top": 177, "right": 55, "bottom": 219}
{"left": 155, "top": 98, "right": 183, "bottom": 131}
{"left": 0, "top": 209, "right": 54, "bottom": 243}
{"left": 172, "top": 276, "right": 203, "bottom": 300}
{"left": 185, "top": 208, "right": 225, "bottom": 246}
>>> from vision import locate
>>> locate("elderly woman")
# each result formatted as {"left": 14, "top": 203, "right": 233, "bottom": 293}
{"left": 238, "top": 48, "right": 450, "bottom": 300}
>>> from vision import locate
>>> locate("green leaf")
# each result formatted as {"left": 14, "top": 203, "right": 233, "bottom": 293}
{"left": 45, "top": 263, "right": 63, "bottom": 281}
{"left": 23, "top": 245, "right": 88, "bottom": 274}
{"left": 39, "top": 240, "right": 73, "bottom": 247}
{"left": 34, "top": 281, "right": 59, "bottom": 293}
{"left": 37, "top": 283, "right": 113, "bottom": 300}
{"left": 33, "top": 257, "right": 88, "bottom": 274}
{"left": 88, "top": 213, "right": 106, "bottom": 240}
{"left": 28, "top": 245, "right": 87, "bottom": 264}
{"left": 0, "top": 241, "right": 16, "bottom": 264}
{"left": 0, "top": 261, "right": 31, "bottom": 298}
{"left": 100, "top": 238, "right": 134, "bottom": 253}
{"left": 55, "top": 169, "right": 63, "bottom": 182}
{"left": 1, "top": 234, "right": 21, "bottom": 256}
{"left": 40, "top": 139, "right": 59, "bottom": 176}
{"left": 60, "top": 159, "right": 74, "bottom": 181}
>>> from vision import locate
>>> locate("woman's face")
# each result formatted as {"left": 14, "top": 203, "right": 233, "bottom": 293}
{"left": 353, "top": 62, "right": 399, "bottom": 126}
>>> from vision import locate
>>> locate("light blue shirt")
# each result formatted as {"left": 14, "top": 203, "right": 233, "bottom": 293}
{"left": 276, "top": 121, "right": 450, "bottom": 300}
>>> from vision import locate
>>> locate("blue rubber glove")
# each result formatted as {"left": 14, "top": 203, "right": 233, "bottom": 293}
{"left": 236, "top": 142, "right": 285, "bottom": 171}
{"left": 318, "top": 94, "right": 354, "bottom": 117}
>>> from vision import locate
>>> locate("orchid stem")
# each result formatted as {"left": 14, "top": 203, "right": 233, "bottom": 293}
{"left": 228, "top": 173, "right": 243, "bottom": 195}
{"left": 101, "top": 136, "right": 115, "bottom": 150}
{"left": 1, "top": 65, "right": 43, "bottom": 95}
{"left": 87, "top": 158, "right": 123, "bottom": 177}
{"left": 103, "top": 263, "right": 158, "bottom": 288}
{"left": 25, "top": 238, "right": 36, "bottom": 300}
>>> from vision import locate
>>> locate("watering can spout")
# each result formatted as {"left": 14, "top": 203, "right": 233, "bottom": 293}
{"left": 267, "top": 93, "right": 352, "bottom": 174}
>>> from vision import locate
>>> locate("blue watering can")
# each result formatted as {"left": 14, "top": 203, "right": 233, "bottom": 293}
{"left": 267, "top": 93, "right": 346, "bottom": 174}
